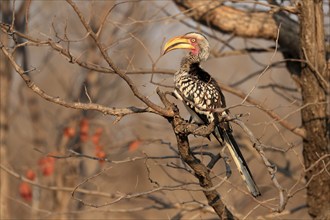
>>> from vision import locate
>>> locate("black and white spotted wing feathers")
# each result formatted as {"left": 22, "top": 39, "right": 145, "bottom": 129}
{"left": 174, "top": 64, "right": 261, "bottom": 197}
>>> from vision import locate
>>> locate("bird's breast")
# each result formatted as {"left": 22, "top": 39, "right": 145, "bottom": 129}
{"left": 175, "top": 75, "right": 221, "bottom": 114}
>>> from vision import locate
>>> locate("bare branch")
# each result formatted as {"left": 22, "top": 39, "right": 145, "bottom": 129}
{"left": 219, "top": 82, "right": 306, "bottom": 138}
{"left": 232, "top": 118, "right": 288, "bottom": 213}
{"left": 173, "top": 0, "right": 278, "bottom": 39}
{"left": 158, "top": 90, "right": 236, "bottom": 219}
{"left": 65, "top": 0, "right": 173, "bottom": 117}
{"left": 0, "top": 42, "right": 157, "bottom": 118}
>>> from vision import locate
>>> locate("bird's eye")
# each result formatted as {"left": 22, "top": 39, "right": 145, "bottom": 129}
{"left": 191, "top": 38, "right": 196, "bottom": 43}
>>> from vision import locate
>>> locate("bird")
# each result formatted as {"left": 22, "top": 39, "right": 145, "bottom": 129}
{"left": 163, "top": 32, "right": 261, "bottom": 197}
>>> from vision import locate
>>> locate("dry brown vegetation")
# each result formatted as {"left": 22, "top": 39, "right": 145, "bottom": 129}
{"left": 1, "top": 1, "right": 329, "bottom": 219}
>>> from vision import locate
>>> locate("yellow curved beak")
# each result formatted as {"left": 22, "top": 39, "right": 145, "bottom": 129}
{"left": 163, "top": 36, "right": 194, "bottom": 55}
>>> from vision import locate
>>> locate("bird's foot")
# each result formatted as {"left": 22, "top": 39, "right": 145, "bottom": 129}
{"left": 192, "top": 123, "right": 214, "bottom": 137}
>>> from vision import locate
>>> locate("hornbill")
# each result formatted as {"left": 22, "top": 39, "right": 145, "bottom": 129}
{"left": 163, "top": 32, "right": 261, "bottom": 197}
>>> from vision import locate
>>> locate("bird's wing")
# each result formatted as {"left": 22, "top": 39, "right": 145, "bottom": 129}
{"left": 176, "top": 67, "right": 261, "bottom": 197}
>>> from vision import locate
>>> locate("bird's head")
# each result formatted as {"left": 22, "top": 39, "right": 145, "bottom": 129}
{"left": 163, "top": 32, "right": 210, "bottom": 62}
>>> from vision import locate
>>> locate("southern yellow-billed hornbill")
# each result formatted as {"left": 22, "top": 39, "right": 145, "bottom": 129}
{"left": 163, "top": 32, "right": 261, "bottom": 197}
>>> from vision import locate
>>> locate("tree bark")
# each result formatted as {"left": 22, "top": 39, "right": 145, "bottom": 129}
{"left": 173, "top": 0, "right": 278, "bottom": 39}
{"left": 299, "top": 1, "right": 330, "bottom": 219}
{"left": 0, "top": 37, "right": 11, "bottom": 220}
{"left": 0, "top": 2, "right": 13, "bottom": 218}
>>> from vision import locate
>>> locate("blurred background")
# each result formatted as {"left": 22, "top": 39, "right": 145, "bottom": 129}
{"left": 1, "top": 1, "right": 328, "bottom": 219}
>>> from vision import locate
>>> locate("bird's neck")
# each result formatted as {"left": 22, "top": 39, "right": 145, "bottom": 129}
{"left": 178, "top": 55, "right": 201, "bottom": 74}
{"left": 181, "top": 54, "right": 200, "bottom": 65}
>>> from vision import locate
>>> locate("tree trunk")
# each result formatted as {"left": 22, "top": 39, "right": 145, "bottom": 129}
{"left": 299, "top": 0, "right": 330, "bottom": 219}
{"left": 0, "top": 43, "right": 11, "bottom": 220}
{"left": 0, "top": 2, "right": 13, "bottom": 218}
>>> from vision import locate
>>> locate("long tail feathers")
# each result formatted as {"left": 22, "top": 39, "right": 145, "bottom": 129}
{"left": 214, "top": 126, "right": 261, "bottom": 197}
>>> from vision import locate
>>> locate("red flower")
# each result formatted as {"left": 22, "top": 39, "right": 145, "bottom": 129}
{"left": 19, "top": 182, "right": 32, "bottom": 201}
{"left": 64, "top": 127, "right": 75, "bottom": 138}
{"left": 38, "top": 157, "right": 55, "bottom": 176}
{"left": 25, "top": 169, "right": 36, "bottom": 181}
{"left": 128, "top": 140, "right": 142, "bottom": 152}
